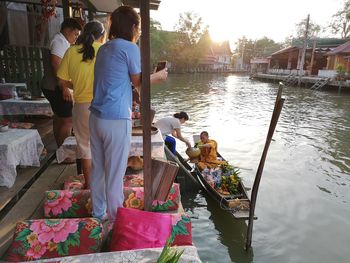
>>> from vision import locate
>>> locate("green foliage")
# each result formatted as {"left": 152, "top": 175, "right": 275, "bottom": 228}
{"left": 234, "top": 36, "right": 283, "bottom": 66}
{"left": 336, "top": 63, "right": 345, "bottom": 73}
{"left": 174, "top": 12, "right": 207, "bottom": 45}
{"left": 156, "top": 238, "right": 184, "bottom": 263}
{"left": 294, "top": 18, "right": 322, "bottom": 39}
{"left": 329, "top": 0, "right": 350, "bottom": 38}
{"left": 220, "top": 163, "right": 242, "bottom": 195}
{"left": 150, "top": 13, "right": 210, "bottom": 71}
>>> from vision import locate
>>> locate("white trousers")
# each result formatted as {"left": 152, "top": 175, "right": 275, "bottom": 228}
{"left": 72, "top": 103, "right": 91, "bottom": 159}
{"left": 89, "top": 113, "right": 131, "bottom": 223}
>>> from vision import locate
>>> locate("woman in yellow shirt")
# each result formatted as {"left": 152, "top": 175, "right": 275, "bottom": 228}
{"left": 57, "top": 21, "right": 105, "bottom": 187}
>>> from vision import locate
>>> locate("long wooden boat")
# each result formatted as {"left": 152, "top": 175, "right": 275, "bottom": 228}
{"left": 165, "top": 147, "right": 255, "bottom": 220}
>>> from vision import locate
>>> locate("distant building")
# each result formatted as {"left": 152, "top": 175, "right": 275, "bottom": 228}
{"left": 198, "top": 41, "right": 232, "bottom": 71}
{"left": 267, "top": 38, "right": 347, "bottom": 76}
{"left": 250, "top": 57, "right": 270, "bottom": 73}
{"left": 325, "top": 41, "right": 350, "bottom": 71}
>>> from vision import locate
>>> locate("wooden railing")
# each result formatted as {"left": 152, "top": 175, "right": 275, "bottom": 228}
{"left": 0, "top": 45, "right": 49, "bottom": 96}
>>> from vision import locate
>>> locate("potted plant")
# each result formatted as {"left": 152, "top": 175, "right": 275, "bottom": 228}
{"left": 336, "top": 63, "right": 345, "bottom": 81}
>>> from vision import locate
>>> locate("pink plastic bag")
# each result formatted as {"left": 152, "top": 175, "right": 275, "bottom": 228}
{"left": 110, "top": 207, "right": 173, "bottom": 251}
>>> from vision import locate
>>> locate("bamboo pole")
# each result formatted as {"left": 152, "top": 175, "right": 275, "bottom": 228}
{"left": 245, "top": 83, "right": 285, "bottom": 249}
{"left": 140, "top": 0, "right": 153, "bottom": 211}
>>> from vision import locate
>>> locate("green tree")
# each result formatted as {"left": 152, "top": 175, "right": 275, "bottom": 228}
{"left": 254, "top": 37, "right": 283, "bottom": 56}
{"left": 150, "top": 18, "right": 168, "bottom": 67}
{"left": 283, "top": 17, "right": 322, "bottom": 46}
{"left": 174, "top": 12, "right": 207, "bottom": 45}
{"left": 295, "top": 17, "right": 322, "bottom": 39}
{"left": 329, "top": 0, "right": 350, "bottom": 38}
{"left": 171, "top": 12, "right": 209, "bottom": 70}
{"left": 234, "top": 37, "right": 282, "bottom": 67}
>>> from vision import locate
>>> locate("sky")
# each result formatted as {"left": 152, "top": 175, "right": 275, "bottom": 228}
{"left": 151, "top": 0, "right": 345, "bottom": 48}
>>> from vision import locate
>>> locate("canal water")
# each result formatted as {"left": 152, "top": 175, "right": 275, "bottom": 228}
{"left": 151, "top": 74, "right": 350, "bottom": 263}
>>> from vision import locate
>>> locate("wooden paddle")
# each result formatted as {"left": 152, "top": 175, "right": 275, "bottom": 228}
{"left": 245, "top": 83, "right": 285, "bottom": 249}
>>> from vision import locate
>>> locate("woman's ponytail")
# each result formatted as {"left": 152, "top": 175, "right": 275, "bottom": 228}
{"left": 173, "top": 111, "right": 189, "bottom": 120}
{"left": 77, "top": 21, "right": 105, "bottom": 62}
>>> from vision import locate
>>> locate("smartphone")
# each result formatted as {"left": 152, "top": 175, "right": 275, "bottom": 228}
{"left": 156, "top": 61, "right": 167, "bottom": 72}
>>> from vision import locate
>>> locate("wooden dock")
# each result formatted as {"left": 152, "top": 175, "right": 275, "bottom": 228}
{"left": 252, "top": 73, "right": 350, "bottom": 91}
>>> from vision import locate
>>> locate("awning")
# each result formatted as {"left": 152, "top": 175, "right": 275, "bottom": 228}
{"left": 3, "top": 0, "right": 161, "bottom": 13}
{"left": 86, "top": 0, "right": 162, "bottom": 12}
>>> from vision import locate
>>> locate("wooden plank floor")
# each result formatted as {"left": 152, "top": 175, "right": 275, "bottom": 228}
{"left": 0, "top": 161, "right": 76, "bottom": 257}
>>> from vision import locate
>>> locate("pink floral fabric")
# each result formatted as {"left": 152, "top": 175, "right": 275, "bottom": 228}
{"left": 30, "top": 219, "right": 79, "bottom": 243}
{"left": 123, "top": 183, "right": 180, "bottom": 212}
{"left": 63, "top": 174, "right": 85, "bottom": 190}
{"left": 44, "top": 190, "right": 91, "bottom": 218}
{"left": 4, "top": 218, "right": 103, "bottom": 262}
{"left": 123, "top": 173, "right": 144, "bottom": 187}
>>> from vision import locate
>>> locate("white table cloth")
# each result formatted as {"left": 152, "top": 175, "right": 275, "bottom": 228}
{"left": 0, "top": 83, "right": 27, "bottom": 100}
{"left": 0, "top": 129, "right": 44, "bottom": 188}
{"left": 56, "top": 131, "right": 165, "bottom": 163}
{"left": 27, "top": 246, "right": 202, "bottom": 263}
{"left": 0, "top": 98, "right": 53, "bottom": 117}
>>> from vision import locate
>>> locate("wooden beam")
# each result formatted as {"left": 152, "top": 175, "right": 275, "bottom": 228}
{"left": 62, "top": 0, "right": 71, "bottom": 18}
{"left": 140, "top": 0, "right": 152, "bottom": 211}
{"left": 79, "top": 0, "right": 97, "bottom": 13}
{"left": 245, "top": 84, "right": 284, "bottom": 249}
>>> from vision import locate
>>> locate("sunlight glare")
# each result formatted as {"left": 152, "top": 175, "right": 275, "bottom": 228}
{"left": 209, "top": 28, "right": 228, "bottom": 43}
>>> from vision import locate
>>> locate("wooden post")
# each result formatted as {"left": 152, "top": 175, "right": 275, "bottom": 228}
{"left": 245, "top": 83, "right": 285, "bottom": 249}
{"left": 298, "top": 14, "right": 310, "bottom": 85}
{"left": 309, "top": 40, "right": 317, "bottom": 75}
{"left": 62, "top": 0, "right": 71, "bottom": 18}
{"left": 88, "top": 10, "right": 94, "bottom": 21}
{"left": 140, "top": 1, "right": 153, "bottom": 211}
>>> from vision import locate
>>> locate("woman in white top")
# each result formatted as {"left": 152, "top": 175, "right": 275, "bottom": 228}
{"left": 155, "top": 111, "right": 191, "bottom": 153}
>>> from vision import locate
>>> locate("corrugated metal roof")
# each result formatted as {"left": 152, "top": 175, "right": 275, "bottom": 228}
{"left": 270, "top": 46, "right": 299, "bottom": 56}
{"left": 326, "top": 41, "right": 350, "bottom": 55}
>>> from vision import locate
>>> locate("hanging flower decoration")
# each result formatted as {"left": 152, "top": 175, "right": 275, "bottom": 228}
{"left": 71, "top": 3, "right": 86, "bottom": 27}
{"left": 41, "top": 0, "right": 57, "bottom": 22}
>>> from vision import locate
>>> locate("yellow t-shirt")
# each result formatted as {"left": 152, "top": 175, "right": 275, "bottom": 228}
{"left": 57, "top": 42, "right": 101, "bottom": 103}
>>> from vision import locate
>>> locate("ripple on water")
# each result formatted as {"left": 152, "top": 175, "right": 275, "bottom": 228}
{"left": 152, "top": 74, "right": 350, "bottom": 263}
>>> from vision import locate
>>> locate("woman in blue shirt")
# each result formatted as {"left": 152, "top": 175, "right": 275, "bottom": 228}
{"left": 89, "top": 6, "right": 167, "bottom": 224}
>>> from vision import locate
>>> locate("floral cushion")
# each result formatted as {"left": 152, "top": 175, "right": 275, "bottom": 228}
{"left": 4, "top": 218, "right": 103, "bottom": 262}
{"left": 44, "top": 183, "right": 180, "bottom": 219}
{"left": 123, "top": 173, "right": 144, "bottom": 187}
{"left": 44, "top": 190, "right": 91, "bottom": 218}
{"left": 63, "top": 174, "right": 85, "bottom": 190}
{"left": 123, "top": 183, "right": 180, "bottom": 212}
{"left": 110, "top": 207, "right": 192, "bottom": 252}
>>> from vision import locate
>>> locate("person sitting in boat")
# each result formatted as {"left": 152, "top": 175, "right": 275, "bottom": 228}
{"left": 154, "top": 112, "right": 191, "bottom": 154}
{"left": 196, "top": 131, "right": 227, "bottom": 171}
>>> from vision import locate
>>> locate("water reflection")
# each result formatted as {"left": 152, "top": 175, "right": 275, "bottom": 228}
{"left": 182, "top": 190, "right": 253, "bottom": 263}
{"left": 152, "top": 74, "right": 350, "bottom": 263}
